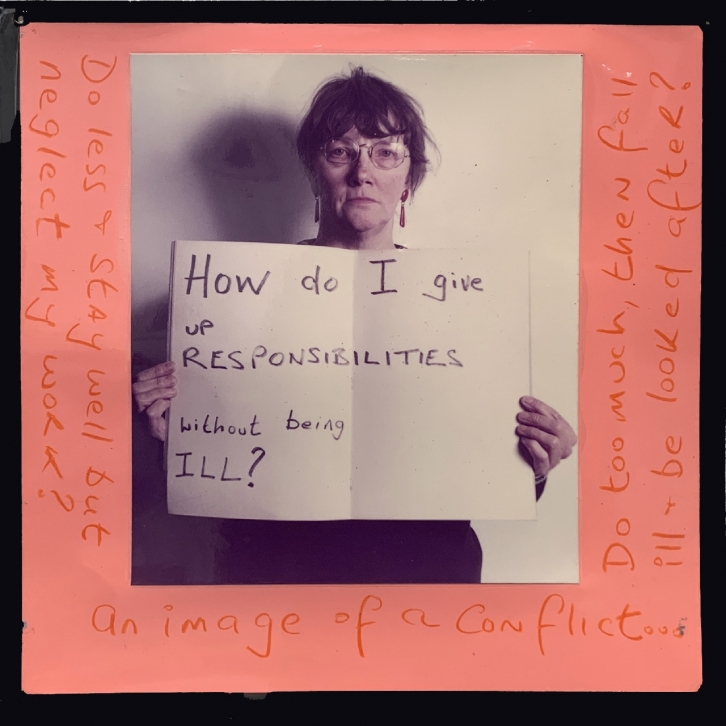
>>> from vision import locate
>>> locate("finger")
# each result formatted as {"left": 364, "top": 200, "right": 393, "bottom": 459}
{"left": 147, "top": 399, "right": 170, "bottom": 441}
{"left": 520, "top": 437, "right": 550, "bottom": 477}
{"left": 516, "top": 425, "right": 563, "bottom": 469}
{"left": 559, "top": 427, "right": 577, "bottom": 459}
{"left": 568, "top": 425, "right": 578, "bottom": 448}
{"left": 516, "top": 410, "right": 560, "bottom": 436}
{"left": 519, "top": 396, "right": 561, "bottom": 420}
{"left": 554, "top": 422, "right": 577, "bottom": 459}
{"left": 136, "top": 360, "right": 176, "bottom": 382}
{"left": 146, "top": 397, "right": 171, "bottom": 420}
{"left": 135, "top": 386, "right": 177, "bottom": 412}
{"left": 132, "top": 374, "right": 177, "bottom": 395}
{"left": 148, "top": 412, "right": 168, "bottom": 441}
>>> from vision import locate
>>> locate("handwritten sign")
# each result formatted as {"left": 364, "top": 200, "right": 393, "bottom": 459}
{"left": 167, "top": 241, "right": 534, "bottom": 520}
{"left": 20, "top": 25, "right": 701, "bottom": 693}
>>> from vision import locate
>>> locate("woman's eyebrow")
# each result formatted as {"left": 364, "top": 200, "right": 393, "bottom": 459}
{"left": 358, "top": 134, "right": 401, "bottom": 143}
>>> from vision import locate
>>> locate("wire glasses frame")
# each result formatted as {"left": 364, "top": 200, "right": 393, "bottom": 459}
{"left": 321, "top": 137, "right": 410, "bottom": 170}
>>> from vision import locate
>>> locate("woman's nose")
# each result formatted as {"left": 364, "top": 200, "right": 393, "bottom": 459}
{"left": 348, "top": 150, "right": 374, "bottom": 184}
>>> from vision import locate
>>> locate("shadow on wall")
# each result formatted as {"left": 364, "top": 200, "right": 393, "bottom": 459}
{"left": 191, "top": 110, "right": 313, "bottom": 247}
{"left": 131, "top": 109, "right": 312, "bottom": 585}
{"left": 132, "top": 108, "right": 312, "bottom": 372}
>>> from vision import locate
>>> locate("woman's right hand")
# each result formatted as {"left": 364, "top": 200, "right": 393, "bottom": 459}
{"left": 132, "top": 361, "right": 178, "bottom": 441}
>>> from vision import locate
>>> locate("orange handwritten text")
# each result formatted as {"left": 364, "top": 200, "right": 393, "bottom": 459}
{"left": 88, "top": 594, "right": 686, "bottom": 659}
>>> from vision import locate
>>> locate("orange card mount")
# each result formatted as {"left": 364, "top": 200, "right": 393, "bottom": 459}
{"left": 21, "top": 25, "right": 702, "bottom": 692}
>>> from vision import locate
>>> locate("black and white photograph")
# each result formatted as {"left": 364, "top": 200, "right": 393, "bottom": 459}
{"left": 130, "top": 54, "right": 581, "bottom": 586}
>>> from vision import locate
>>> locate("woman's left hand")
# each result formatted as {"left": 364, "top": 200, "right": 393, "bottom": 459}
{"left": 516, "top": 396, "right": 577, "bottom": 479}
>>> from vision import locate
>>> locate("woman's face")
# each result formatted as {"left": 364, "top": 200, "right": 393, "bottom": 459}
{"left": 314, "top": 127, "right": 411, "bottom": 237}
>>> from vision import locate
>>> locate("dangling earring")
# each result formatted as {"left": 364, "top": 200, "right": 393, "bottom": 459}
{"left": 314, "top": 196, "right": 320, "bottom": 223}
{"left": 399, "top": 190, "right": 409, "bottom": 228}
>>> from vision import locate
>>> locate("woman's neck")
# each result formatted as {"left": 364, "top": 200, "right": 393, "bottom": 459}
{"left": 315, "top": 218, "right": 396, "bottom": 250}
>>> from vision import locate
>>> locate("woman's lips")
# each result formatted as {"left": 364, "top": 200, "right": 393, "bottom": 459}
{"left": 346, "top": 197, "right": 377, "bottom": 204}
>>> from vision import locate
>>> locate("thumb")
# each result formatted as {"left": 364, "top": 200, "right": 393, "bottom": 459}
{"left": 521, "top": 437, "right": 549, "bottom": 478}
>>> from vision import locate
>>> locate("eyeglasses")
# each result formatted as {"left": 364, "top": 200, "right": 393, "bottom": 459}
{"left": 322, "top": 137, "right": 410, "bottom": 170}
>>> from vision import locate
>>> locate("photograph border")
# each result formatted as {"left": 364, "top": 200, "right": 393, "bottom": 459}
{"left": 20, "top": 23, "right": 702, "bottom": 693}
{"left": 128, "top": 50, "right": 582, "bottom": 585}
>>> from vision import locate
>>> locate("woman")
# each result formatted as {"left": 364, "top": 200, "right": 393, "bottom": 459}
{"left": 133, "top": 67, "right": 577, "bottom": 584}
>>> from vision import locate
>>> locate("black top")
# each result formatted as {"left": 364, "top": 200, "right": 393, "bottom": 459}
{"left": 297, "top": 238, "right": 406, "bottom": 250}
{"left": 218, "top": 518, "right": 483, "bottom": 584}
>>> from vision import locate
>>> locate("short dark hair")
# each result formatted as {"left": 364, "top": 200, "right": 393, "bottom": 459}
{"left": 296, "top": 66, "right": 436, "bottom": 194}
